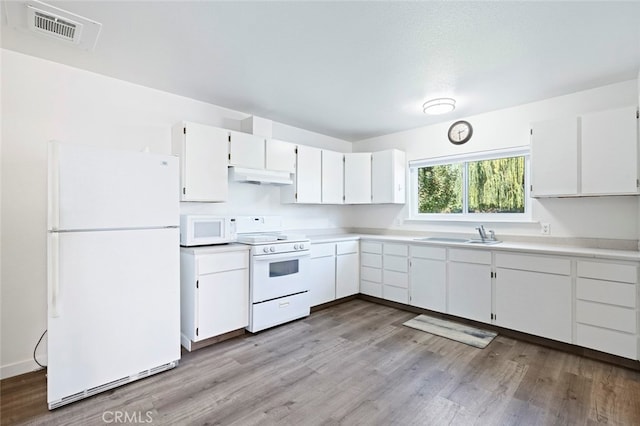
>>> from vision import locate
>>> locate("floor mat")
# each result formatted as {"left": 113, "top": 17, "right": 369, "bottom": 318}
{"left": 403, "top": 314, "right": 497, "bottom": 348}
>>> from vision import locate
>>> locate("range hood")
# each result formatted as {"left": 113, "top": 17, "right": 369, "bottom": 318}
{"left": 229, "top": 167, "right": 293, "bottom": 185}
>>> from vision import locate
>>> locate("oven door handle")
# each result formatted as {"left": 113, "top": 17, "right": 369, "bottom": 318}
{"left": 253, "top": 251, "right": 310, "bottom": 262}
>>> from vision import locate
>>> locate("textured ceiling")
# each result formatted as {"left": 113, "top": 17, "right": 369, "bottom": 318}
{"left": 2, "top": 1, "right": 640, "bottom": 141}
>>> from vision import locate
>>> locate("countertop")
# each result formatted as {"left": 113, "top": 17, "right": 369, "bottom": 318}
{"left": 180, "top": 242, "right": 251, "bottom": 255}
{"left": 309, "top": 233, "right": 640, "bottom": 262}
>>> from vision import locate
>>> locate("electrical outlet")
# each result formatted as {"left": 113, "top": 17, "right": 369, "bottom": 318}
{"left": 541, "top": 223, "right": 550, "bottom": 235}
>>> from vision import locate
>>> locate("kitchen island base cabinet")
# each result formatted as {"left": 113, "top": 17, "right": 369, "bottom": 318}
{"left": 180, "top": 247, "right": 250, "bottom": 351}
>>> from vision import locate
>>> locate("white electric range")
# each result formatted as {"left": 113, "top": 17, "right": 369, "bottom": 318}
{"left": 235, "top": 217, "right": 311, "bottom": 332}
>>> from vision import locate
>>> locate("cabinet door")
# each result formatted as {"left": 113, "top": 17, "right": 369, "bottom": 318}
{"left": 229, "top": 131, "right": 265, "bottom": 169}
{"left": 344, "top": 153, "right": 372, "bottom": 204}
{"left": 309, "top": 254, "right": 336, "bottom": 306}
{"left": 336, "top": 253, "right": 359, "bottom": 298}
{"left": 322, "top": 150, "right": 344, "bottom": 204}
{"left": 266, "top": 139, "right": 296, "bottom": 173}
{"left": 196, "top": 269, "right": 249, "bottom": 340}
{"left": 581, "top": 106, "right": 638, "bottom": 195}
{"left": 296, "top": 145, "right": 322, "bottom": 203}
{"left": 372, "top": 149, "right": 406, "bottom": 204}
{"left": 495, "top": 268, "right": 571, "bottom": 343}
{"left": 448, "top": 262, "right": 492, "bottom": 323}
{"left": 530, "top": 117, "right": 579, "bottom": 197}
{"left": 410, "top": 258, "right": 446, "bottom": 312}
{"left": 176, "top": 123, "right": 229, "bottom": 202}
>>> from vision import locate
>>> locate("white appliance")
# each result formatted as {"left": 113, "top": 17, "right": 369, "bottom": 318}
{"left": 236, "top": 217, "right": 311, "bottom": 332}
{"left": 179, "top": 214, "right": 237, "bottom": 246}
{"left": 47, "top": 141, "right": 181, "bottom": 410}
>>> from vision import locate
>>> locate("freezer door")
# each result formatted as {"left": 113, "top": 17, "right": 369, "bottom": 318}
{"left": 47, "top": 228, "right": 180, "bottom": 405}
{"left": 49, "top": 142, "right": 179, "bottom": 231}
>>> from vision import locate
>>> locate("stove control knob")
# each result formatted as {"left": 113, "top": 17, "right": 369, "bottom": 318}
{"left": 299, "top": 243, "right": 305, "bottom": 249}
{"left": 294, "top": 244, "right": 299, "bottom": 250}
{"left": 263, "top": 247, "right": 269, "bottom": 253}
{"left": 270, "top": 246, "right": 276, "bottom": 252}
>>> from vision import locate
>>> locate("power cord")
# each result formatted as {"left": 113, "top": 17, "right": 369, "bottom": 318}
{"left": 34, "top": 330, "right": 47, "bottom": 369}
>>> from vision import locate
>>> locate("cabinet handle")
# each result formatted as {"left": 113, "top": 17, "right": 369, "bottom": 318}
{"left": 279, "top": 301, "right": 290, "bottom": 308}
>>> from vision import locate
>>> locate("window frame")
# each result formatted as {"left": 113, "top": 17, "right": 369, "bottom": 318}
{"left": 409, "top": 147, "right": 531, "bottom": 222}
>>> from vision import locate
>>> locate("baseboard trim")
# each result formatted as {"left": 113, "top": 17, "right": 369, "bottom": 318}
{"left": 0, "top": 357, "right": 46, "bottom": 380}
{"left": 311, "top": 295, "right": 358, "bottom": 313}
{"left": 357, "top": 294, "right": 640, "bottom": 372}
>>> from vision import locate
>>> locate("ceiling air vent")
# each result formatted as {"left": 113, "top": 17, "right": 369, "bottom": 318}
{"left": 4, "top": 1, "right": 102, "bottom": 51}
{"left": 29, "top": 9, "right": 80, "bottom": 43}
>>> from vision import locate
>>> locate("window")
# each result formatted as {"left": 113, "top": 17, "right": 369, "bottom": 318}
{"left": 410, "top": 148, "right": 530, "bottom": 220}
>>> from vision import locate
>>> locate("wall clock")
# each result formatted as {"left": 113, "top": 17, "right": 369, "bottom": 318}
{"left": 448, "top": 120, "right": 473, "bottom": 145}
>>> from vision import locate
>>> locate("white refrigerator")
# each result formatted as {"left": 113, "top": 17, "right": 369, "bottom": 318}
{"left": 47, "top": 141, "right": 181, "bottom": 409}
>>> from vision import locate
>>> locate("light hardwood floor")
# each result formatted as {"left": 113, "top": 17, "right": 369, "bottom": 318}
{"left": 2, "top": 299, "right": 640, "bottom": 425}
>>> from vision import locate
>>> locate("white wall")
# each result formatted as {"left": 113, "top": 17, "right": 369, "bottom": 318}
{"left": 0, "top": 49, "right": 351, "bottom": 378}
{"left": 349, "top": 80, "right": 639, "bottom": 242}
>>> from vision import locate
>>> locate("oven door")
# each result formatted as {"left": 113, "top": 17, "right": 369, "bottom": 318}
{"left": 251, "top": 252, "right": 310, "bottom": 303}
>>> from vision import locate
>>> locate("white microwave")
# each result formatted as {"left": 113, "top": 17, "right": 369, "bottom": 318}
{"left": 180, "top": 215, "right": 237, "bottom": 246}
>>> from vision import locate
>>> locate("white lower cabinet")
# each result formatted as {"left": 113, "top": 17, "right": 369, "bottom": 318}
{"left": 180, "top": 246, "right": 250, "bottom": 351}
{"left": 409, "top": 245, "right": 447, "bottom": 312}
{"left": 382, "top": 243, "right": 409, "bottom": 304}
{"left": 309, "top": 243, "right": 336, "bottom": 306}
{"left": 574, "top": 259, "right": 638, "bottom": 359}
{"left": 336, "top": 241, "right": 360, "bottom": 298}
{"left": 360, "top": 241, "right": 383, "bottom": 297}
{"left": 309, "top": 240, "right": 360, "bottom": 307}
{"left": 494, "top": 253, "right": 572, "bottom": 343}
{"left": 448, "top": 249, "right": 492, "bottom": 324}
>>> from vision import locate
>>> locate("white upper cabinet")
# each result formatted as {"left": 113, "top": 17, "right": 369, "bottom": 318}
{"left": 531, "top": 106, "right": 639, "bottom": 197}
{"left": 281, "top": 145, "right": 322, "bottom": 203}
{"left": 372, "top": 149, "right": 406, "bottom": 204}
{"left": 266, "top": 139, "right": 296, "bottom": 173}
{"left": 344, "top": 153, "right": 372, "bottom": 204}
{"left": 530, "top": 117, "right": 579, "bottom": 197}
{"left": 228, "top": 130, "right": 265, "bottom": 169}
{"left": 581, "top": 106, "right": 639, "bottom": 195}
{"left": 171, "top": 122, "right": 229, "bottom": 202}
{"left": 321, "top": 150, "right": 344, "bottom": 204}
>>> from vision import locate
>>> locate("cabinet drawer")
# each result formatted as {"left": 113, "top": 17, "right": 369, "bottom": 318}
{"left": 250, "top": 292, "right": 310, "bottom": 332}
{"left": 311, "top": 242, "right": 335, "bottom": 259}
{"left": 495, "top": 252, "right": 570, "bottom": 275}
{"left": 384, "top": 255, "right": 408, "bottom": 272}
{"left": 576, "top": 300, "right": 637, "bottom": 333}
{"left": 577, "top": 278, "right": 636, "bottom": 308}
{"left": 361, "top": 241, "right": 382, "bottom": 254}
{"left": 361, "top": 266, "right": 382, "bottom": 283}
{"left": 449, "top": 248, "right": 491, "bottom": 265}
{"left": 577, "top": 260, "right": 638, "bottom": 284}
{"left": 383, "top": 270, "right": 408, "bottom": 288}
{"left": 411, "top": 245, "right": 446, "bottom": 260}
{"left": 198, "top": 251, "right": 248, "bottom": 275}
{"left": 337, "top": 241, "right": 359, "bottom": 255}
{"left": 360, "top": 280, "right": 382, "bottom": 297}
{"left": 384, "top": 243, "right": 408, "bottom": 256}
{"left": 361, "top": 253, "right": 382, "bottom": 268}
{"left": 383, "top": 285, "right": 409, "bottom": 304}
{"left": 576, "top": 323, "right": 638, "bottom": 359}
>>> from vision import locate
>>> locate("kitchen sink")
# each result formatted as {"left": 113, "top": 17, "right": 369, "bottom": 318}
{"left": 414, "top": 237, "right": 470, "bottom": 243}
{"left": 415, "top": 236, "right": 502, "bottom": 245}
{"left": 467, "top": 239, "right": 502, "bottom": 245}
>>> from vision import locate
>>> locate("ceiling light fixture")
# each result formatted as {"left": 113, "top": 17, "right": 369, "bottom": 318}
{"left": 422, "top": 98, "right": 456, "bottom": 115}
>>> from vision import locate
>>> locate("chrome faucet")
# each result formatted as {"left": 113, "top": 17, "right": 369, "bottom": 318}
{"left": 476, "top": 225, "right": 487, "bottom": 241}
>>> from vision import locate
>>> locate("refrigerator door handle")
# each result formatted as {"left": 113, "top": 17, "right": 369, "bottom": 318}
{"left": 48, "top": 233, "right": 60, "bottom": 318}
{"left": 48, "top": 141, "right": 60, "bottom": 231}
